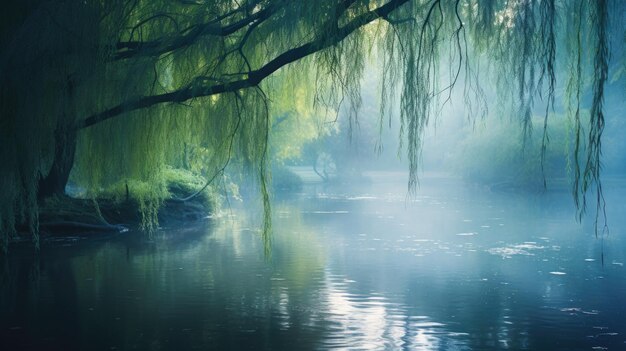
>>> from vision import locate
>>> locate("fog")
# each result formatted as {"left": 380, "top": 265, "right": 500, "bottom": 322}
{"left": 6, "top": 167, "right": 626, "bottom": 350}
{"left": 275, "top": 58, "right": 626, "bottom": 194}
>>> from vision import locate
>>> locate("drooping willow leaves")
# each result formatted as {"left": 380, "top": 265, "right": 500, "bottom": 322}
{"left": 0, "top": 0, "right": 621, "bottom": 250}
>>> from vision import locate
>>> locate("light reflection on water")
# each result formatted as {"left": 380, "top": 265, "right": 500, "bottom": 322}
{"left": 317, "top": 272, "right": 470, "bottom": 350}
{"left": 1, "top": 174, "right": 626, "bottom": 350}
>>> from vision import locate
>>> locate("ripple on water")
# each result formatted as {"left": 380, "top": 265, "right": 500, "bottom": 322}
{"left": 487, "top": 243, "right": 546, "bottom": 258}
{"left": 346, "top": 196, "right": 378, "bottom": 201}
{"left": 560, "top": 307, "right": 599, "bottom": 315}
{"left": 315, "top": 274, "right": 471, "bottom": 351}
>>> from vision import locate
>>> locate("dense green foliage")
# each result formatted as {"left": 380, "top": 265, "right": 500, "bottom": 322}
{"left": 449, "top": 114, "right": 571, "bottom": 188}
{"left": 1, "top": 0, "right": 623, "bottom": 250}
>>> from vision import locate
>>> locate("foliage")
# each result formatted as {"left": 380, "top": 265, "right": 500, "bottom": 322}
{"left": 91, "top": 167, "right": 222, "bottom": 232}
{"left": 268, "top": 73, "right": 338, "bottom": 164}
{"left": 0, "top": 0, "right": 623, "bottom": 250}
{"left": 38, "top": 167, "right": 219, "bottom": 236}
{"left": 449, "top": 114, "right": 571, "bottom": 188}
{"left": 270, "top": 166, "right": 303, "bottom": 191}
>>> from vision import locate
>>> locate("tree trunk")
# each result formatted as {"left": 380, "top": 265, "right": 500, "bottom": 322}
{"left": 39, "top": 75, "right": 79, "bottom": 200}
{"left": 38, "top": 123, "right": 77, "bottom": 200}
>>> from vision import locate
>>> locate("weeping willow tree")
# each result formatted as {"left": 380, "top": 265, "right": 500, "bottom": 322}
{"left": 0, "top": 0, "right": 622, "bottom": 251}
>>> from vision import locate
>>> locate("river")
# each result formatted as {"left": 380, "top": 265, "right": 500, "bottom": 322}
{"left": 2, "top": 173, "right": 625, "bottom": 350}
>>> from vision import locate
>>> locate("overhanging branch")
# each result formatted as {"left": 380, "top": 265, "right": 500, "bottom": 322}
{"left": 114, "top": 1, "right": 279, "bottom": 60}
{"left": 79, "top": 0, "right": 410, "bottom": 130}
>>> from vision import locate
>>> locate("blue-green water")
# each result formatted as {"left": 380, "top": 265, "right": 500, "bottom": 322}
{"left": 2, "top": 174, "right": 626, "bottom": 350}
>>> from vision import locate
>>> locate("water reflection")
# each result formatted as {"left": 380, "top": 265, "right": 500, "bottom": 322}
{"left": 2, "top": 175, "right": 626, "bottom": 350}
{"left": 319, "top": 271, "right": 470, "bottom": 350}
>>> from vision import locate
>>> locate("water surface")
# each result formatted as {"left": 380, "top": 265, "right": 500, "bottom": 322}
{"left": 2, "top": 174, "right": 626, "bottom": 350}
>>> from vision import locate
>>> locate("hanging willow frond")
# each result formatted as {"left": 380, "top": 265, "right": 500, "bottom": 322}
{"left": 0, "top": 0, "right": 623, "bottom": 251}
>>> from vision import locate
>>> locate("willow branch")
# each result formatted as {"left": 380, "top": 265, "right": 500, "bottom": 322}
{"left": 114, "top": 2, "right": 279, "bottom": 60}
{"left": 79, "top": 0, "right": 410, "bottom": 130}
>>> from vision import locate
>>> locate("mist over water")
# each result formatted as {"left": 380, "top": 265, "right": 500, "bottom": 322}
{"left": 2, "top": 173, "right": 626, "bottom": 350}
{"left": 2, "top": 2, "right": 626, "bottom": 350}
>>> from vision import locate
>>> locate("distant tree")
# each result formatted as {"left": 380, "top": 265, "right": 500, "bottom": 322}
{"left": 0, "top": 0, "right": 622, "bottom": 249}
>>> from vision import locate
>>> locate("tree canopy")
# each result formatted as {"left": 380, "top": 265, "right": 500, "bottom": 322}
{"left": 1, "top": 0, "right": 623, "bottom": 250}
